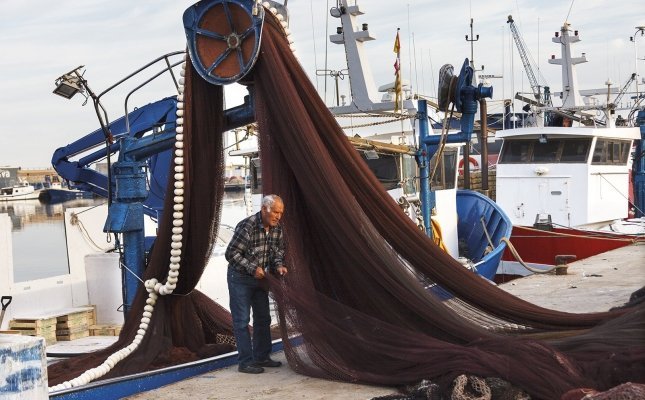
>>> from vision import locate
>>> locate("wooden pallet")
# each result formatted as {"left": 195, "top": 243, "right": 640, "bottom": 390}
{"left": 10, "top": 306, "right": 97, "bottom": 345}
{"left": 6, "top": 321, "right": 57, "bottom": 345}
{"left": 9, "top": 317, "right": 57, "bottom": 336}
{"left": 89, "top": 324, "right": 123, "bottom": 336}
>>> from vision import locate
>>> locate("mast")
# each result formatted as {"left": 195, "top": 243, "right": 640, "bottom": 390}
{"left": 328, "top": 0, "right": 415, "bottom": 114}
{"left": 548, "top": 22, "right": 587, "bottom": 110}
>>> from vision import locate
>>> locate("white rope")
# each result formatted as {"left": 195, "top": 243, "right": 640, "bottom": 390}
{"left": 69, "top": 212, "right": 112, "bottom": 252}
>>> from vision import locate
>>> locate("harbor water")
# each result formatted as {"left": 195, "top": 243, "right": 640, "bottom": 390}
{"left": 1, "top": 192, "right": 248, "bottom": 284}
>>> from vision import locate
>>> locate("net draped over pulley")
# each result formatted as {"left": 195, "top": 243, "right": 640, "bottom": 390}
{"left": 49, "top": 10, "right": 645, "bottom": 400}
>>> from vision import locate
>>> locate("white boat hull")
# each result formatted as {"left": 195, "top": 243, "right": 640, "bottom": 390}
{"left": 0, "top": 190, "right": 41, "bottom": 201}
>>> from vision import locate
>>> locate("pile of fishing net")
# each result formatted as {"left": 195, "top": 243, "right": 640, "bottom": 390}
{"left": 48, "top": 8, "right": 645, "bottom": 400}
{"left": 372, "top": 378, "right": 645, "bottom": 399}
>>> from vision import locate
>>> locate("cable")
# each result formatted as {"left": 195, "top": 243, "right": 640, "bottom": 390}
{"left": 500, "top": 237, "right": 558, "bottom": 274}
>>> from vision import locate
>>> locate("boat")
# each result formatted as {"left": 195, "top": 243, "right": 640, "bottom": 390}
{"left": 0, "top": 181, "right": 41, "bottom": 201}
{"left": 38, "top": 175, "right": 94, "bottom": 204}
{"left": 494, "top": 22, "right": 645, "bottom": 274}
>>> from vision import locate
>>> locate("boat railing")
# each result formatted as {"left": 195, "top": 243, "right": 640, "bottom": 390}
{"left": 95, "top": 51, "right": 186, "bottom": 137}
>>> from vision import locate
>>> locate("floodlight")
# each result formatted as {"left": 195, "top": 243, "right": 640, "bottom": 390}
{"left": 53, "top": 66, "right": 85, "bottom": 99}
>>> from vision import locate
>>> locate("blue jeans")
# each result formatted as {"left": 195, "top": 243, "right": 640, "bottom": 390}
{"left": 227, "top": 266, "right": 272, "bottom": 367}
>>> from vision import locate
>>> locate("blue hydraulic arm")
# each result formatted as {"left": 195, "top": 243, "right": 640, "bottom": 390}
{"left": 52, "top": 91, "right": 256, "bottom": 220}
{"left": 417, "top": 59, "right": 493, "bottom": 237}
{"left": 52, "top": 97, "right": 178, "bottom": 216}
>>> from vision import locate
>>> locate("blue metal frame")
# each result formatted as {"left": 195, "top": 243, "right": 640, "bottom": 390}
{"left": 183, "top": 0, "right": 265, "bottom": 85}
{"left": 51, "top": 97, "right": 178, "bottom": 211}
{"left": 416, "top": 59, "right": 493, "bottom": 237}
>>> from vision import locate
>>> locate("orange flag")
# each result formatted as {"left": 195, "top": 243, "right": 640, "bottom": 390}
{"left": 393, "top": 28, "right": 402, "bottom": 112}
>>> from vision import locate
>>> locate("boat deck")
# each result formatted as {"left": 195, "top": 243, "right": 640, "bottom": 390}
{"left": 122, "top": 243, "right": 644, "bottom": 400}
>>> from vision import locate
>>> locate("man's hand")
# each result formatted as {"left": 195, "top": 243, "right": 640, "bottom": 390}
{"left": 254, "top": 266, "right": 266, "bottom": 280}
{"left": 276, "top": 266, "right": 288, "bottom": 276}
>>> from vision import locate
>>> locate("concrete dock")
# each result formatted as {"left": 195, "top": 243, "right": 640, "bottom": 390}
{"left": 126, "top": 350, "right": 397, "bottom": 400}
{"left": 125, "top": 243, "right": 644, "bottom": 400}
{"left": 498, "top": 242, "right": 644, "bottom": 312}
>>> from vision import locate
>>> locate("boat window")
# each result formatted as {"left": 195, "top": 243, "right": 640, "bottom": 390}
{"left": 429, "top": 148, "right": 458, "bottom": 190}
{"left": 360, "top": 153, "right": 400, "bottom": 191}
{"left": 400, "top": 155, "right": 418, "bottom": 195}
{"left": 499, "top": 140, "right": 531, "bottom": 163}
{"left": 532, "top": 141, "right": 560, "bottom": 162}
{"left": 250, "top": 157, "right": 262, "bottom": 194}
{"left": 591, "top": 139, "right": 632, "bottom": 165}
{"left": 500, "top": 138, "right": 592, "bottom": 163}
{"left": 560, "top": 139, "right": 590, "bottom": 162}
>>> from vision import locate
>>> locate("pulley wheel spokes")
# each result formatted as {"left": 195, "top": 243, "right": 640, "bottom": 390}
{"left": 184, "top": 0, "right": 264, "bottom": 85}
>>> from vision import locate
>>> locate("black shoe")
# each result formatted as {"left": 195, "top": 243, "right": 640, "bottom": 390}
{"left": 238, "top": 364, "right": 264, "bottom": 374}
{"left": 253, "top": 358, "right": 282, "bottom": 368}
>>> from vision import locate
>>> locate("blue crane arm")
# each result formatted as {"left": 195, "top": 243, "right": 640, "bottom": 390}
{"left": 51, "top": 97, "right": 178, "bottom": 212}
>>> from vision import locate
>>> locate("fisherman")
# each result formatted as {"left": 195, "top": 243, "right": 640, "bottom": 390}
{"left": 225, "top": 194, "right": 288, "bottom": 374}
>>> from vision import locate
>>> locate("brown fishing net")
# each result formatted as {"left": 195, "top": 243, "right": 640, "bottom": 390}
{"left": 48, "top": 9, "right": 644, "bottom": 400}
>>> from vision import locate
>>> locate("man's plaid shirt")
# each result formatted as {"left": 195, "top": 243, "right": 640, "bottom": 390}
{"left": 225, "top": 212, "right": 285, "bottom": 276}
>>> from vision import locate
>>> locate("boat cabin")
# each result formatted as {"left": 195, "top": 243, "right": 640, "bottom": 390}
{"left": 495, "top": 126, "right": 640, "bottom": 228}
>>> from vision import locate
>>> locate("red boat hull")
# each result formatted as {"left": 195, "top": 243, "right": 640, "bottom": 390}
{"left": 502, "top": 225, "right": 637, "bottom": 265}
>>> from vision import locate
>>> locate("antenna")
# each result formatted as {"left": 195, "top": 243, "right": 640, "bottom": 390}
{"left": 465, "top": 18, "right": 480, "bottom": 71}
{"left": 564, "top": 0, "right": 576, "bottom": 24}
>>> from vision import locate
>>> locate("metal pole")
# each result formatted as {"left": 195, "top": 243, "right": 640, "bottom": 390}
{"left": 417, "top": 99, "right": 434, "bottom": 238}
{"left": 632, "top": 27, "right": 645, "bottom": 100}
{"left": 465, "top": 18, "right": 479, "bottom": 71}
{"left": 479, "top": 99, "right": 489, "bottom": 193}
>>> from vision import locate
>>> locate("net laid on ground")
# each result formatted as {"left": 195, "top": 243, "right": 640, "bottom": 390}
{"left": 48, "top": 10, "right": 644, "bottom": 400}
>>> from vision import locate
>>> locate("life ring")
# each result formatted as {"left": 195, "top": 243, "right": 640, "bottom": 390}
{"left": 458, "top": 156, "right": 479, "bottom": 171}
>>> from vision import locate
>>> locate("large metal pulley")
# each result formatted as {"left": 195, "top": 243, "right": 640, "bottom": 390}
{"left": 183, "top": 0, "right": 265, "bottom": 85}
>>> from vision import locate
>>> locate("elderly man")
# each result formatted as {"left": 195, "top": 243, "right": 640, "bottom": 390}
{"left": 225, "top": 194, "right": 288, "bottom": 374}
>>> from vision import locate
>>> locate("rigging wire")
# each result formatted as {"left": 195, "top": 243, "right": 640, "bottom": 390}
{"left": 413, "top": 33, "right": 421, "bottom": 96}
{"left": 407, "top": 3, "right": 414, "bottom": 96}
{"left": 324, "top": 0, "right": 331, "bottom": 104}
{"left": 565, "top": 0, "right": 576, "bottom": 24}
{"left": 419, "top": 41, "right": 426, "bottom": 96}
{"left": 428, "top": 49, "right": 437, "bottom": 99}
{"left": 310, "top": 0, "right": 320, "bottom": 92}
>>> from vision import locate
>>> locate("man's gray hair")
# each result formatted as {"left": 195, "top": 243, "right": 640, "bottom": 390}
{"left": 262, "top": 194, "right": 282, "bottom": 211}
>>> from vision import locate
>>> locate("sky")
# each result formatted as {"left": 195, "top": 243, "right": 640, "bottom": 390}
{"left": 1, "top": 0, "right": 643, "bottom": 169}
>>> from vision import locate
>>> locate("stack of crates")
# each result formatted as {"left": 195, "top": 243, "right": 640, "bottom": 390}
{"left": 8, "top": 306, "right": 97, "bottom": 344}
